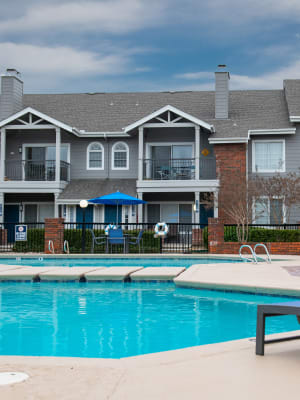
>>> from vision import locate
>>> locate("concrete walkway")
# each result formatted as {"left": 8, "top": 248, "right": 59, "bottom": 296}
{"left": 175, "top": 260, "right": 300, "bottom": 296}
{"left": 0, "top": 331, "right": 299, "bottom": 400}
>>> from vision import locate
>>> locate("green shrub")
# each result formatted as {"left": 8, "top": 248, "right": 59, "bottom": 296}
{"left": 13, "top": 228, "right": 45, "bottom": 252}
{"left": 224, "top": 226, "right": 300, "bottom": 243}
{"left": 64, "top": 228, "right": 160, "bottom": 253}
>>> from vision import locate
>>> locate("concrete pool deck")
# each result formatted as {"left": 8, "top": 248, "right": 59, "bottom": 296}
{"left": 175, "top": 256, "right": 300, "bottom": 296}
{"left": 0, "top": 330, "right": 300, "bottom": 400}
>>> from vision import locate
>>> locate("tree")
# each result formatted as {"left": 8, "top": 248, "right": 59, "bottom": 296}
{"left": 253, "top": 172, "right": 300, "bottom": 224}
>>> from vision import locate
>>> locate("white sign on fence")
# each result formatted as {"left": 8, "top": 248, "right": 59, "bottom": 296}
{"left": 15, "top": 225, "right": 27, "bottom": 241}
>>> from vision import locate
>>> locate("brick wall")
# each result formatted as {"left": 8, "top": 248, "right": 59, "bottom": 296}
{"left": 214, "top": 143, "right": 247, "bottom": 223}
{"left": 44, "top": 218, "right": 64, "bottom": 254}
{"left": 208, "top": 218, "right": 300, "bottom": 255}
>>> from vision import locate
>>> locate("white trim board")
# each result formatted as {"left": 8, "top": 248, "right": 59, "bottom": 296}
{"left": 123, "top": 105, "right": 214, "bottom": 133}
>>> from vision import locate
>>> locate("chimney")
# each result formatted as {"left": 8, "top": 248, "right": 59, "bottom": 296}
{"left": 215, "top": 64, "right": 230, "bottom": 119}
{"left": 0, "top": 68, "right": 23, "bottom": 121}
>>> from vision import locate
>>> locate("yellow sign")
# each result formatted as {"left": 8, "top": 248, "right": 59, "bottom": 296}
{"left": 201, "top": 148, "right": 210, "bottom": 157}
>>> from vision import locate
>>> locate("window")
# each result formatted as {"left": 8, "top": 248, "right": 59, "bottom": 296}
{"left": 112, "top": 142, "right": 129, "bottom": 169}
{"left": 252, "top": 140, "right": 285, "bottom": 172}
{"left": 87, "top": 142, "right": 104, "bottom": 170}
{"left": 254, "top": 198, "right": 284, "bottom": 224}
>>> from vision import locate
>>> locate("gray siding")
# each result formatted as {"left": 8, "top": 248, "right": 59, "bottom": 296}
{"left": 215, "top": 71, "right": 229, "bottom": 119}
{"left": 0, "top": 76, "right": 23, "bottom": 120}
{"left": 248, "top": 129, "right": 300, "bottom": 223}
{"left": 5, "top": 130, "right": 138, "bottom": 180}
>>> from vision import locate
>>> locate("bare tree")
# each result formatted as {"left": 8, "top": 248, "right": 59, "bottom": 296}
{"left": 253, "top": 172, "right": 300, "bottom": 224}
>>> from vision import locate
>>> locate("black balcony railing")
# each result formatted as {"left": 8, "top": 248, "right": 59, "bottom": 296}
{"left": 5, "top": 160, "right": 70, "bottom": 182}
{"left": 143, "top": 158, "right": 195, "bottom": 180}
{"left": 143, "top": 158, "right": 216, "bottom": 180}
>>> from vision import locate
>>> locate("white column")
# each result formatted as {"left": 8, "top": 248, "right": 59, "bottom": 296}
{"left": 138, "top": 126, "right": 144, "bottom": 181}
{"left": 194, "top": 191, "right": 200, "bottom": 224}
{"left": 55, "top": 127, "right": 61, "bottom": 182}
{"left": 137, "top": 192, "right": 143, "bottom": 223}
{"left": 0, "top": 192, "right": 4, "bottom": 224}
{"left": 0, "top": 128, "right": 6, "bottom": 182}
{"left": 54, "top": 193, "right": 59, "bottom": 218}
{"left": 195, "top": 126, "right": 200, "bottom": 180}
{"left": 214, "top": 190, "right": 219, "bottom": 218}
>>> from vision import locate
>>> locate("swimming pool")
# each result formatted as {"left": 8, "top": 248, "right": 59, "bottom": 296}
{"left": 0, "top": 282, "right": 298, "bottom": 358}
{"left": 0, "top": 256, "right": 245, "bottom": 269}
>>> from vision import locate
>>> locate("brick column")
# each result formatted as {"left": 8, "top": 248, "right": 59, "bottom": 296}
{"left": 208, "top": 217, "right": 224, "bottom": 253}
{"left": 214, "top": 143, "right": 247, "bottom": 223}
{"left": 44, "top": 218, "right": 64, "bottom": 254}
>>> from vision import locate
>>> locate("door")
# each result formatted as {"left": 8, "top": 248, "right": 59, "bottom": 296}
{"left": 200, "top": 204, "right": 214, "bottom": 228}
{"left": 152, "top": 146, "right": 171, "bottom": 179}
{"left": 4, "top": 205, "right": 19, "bottom": 243}
{"left": 104, "top": 205, "right": 122, "bottom": 225}
{"left": 39, "top": 204, "right": 54, "bottom": 222}
{"left": 161, "top": 204, "right": 178, "bottom": 223}
{"left": 25, "top": 147, "right": 46, "bottom": 181}
{"left": 76, "top": 205, "right": 94, "bottom": 228}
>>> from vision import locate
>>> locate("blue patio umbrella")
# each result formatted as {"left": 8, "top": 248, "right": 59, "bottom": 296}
{"left": 88, "top": 191, "right": 147, "bottom": 224}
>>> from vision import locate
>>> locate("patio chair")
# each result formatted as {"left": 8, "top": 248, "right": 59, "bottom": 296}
{"left": 89, "top": 229, "right": 106, "bottom": 253}
{"left": 128, "top": 230, "right": 144, "bottom": 253}
{"left": 107, "top": 228, "right": 126, "bottom": 253}
{"left": 256, "top": 301, "right": 300, "bottom": 355}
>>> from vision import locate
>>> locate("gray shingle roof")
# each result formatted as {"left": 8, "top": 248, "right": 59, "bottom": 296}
{"left": 284, "top": 80, "right": 300, "bottom": 117}
{"left": 22, "top": 88, "right": 293, "bottom": 139}
{"left": 58, "top": 179, "right": 137, "bottom": 200}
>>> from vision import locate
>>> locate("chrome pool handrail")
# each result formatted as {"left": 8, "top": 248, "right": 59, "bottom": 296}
{"left": 48, "top": 240, "right": 54, "bottom": 254}
{"left": 254, "top": 243, "right": 271, "bottom": 263}
{"left": 239, "top": 244, "right": 258, "bottom": 264}
{"left": 64, "top": 240, "right": 70, "bottom": 254}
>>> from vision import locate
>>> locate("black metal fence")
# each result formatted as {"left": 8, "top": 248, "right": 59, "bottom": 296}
{"left": 0, "top": 222, "right": 45, "bottom": 252}
{"left": 0, "top": 222, "right": 208, "bottom": 254}
{"left": 63, "top": 222, "right": 208, "bottom": 254}
{"left": 224, "top": 224, "right": 300, "bottom": 242}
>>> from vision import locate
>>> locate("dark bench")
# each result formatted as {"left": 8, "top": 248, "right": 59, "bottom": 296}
{"left": 256, "top": 301, "right": 300, "bottom": 355}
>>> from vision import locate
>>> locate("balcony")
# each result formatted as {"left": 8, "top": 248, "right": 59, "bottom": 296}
{"left": 5, "top": 160, "right": 70, "bottom": 182}
{"left": 143, "top": 158, "right": 216, "bottom": 180}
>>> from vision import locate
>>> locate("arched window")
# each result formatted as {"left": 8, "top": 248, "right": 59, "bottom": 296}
{"left": 112, "top": 142, "right": 129, "bottom": 170}
{"left": 87, "top": 142, "right": 104, "bottom": 170}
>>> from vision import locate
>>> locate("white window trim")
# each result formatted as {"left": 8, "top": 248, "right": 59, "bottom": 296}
{"left": 22, "top": 143, "right": 71, "bottom": 163}
{"left": 252, "top": 139, "right": 285, "bottom": 173}
{"left": 87, "top": 142, "right": 104, "bottom": 170}
{"left": 252, "top": 196, "right": 286, "bottom": 224}
{"left": 111, "top": 141, "right": 129, "bottom": 170}
{"left": 145, "top": 142, "right": 195, "bottom": 159}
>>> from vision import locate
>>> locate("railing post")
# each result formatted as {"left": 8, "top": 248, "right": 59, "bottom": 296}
{"left": 0, "top": 128, "right": 6, "bottom": 182}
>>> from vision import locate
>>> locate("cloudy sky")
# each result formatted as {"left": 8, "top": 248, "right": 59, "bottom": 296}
{"left": 1, "top": 0, "right": 300, "bottom": 93}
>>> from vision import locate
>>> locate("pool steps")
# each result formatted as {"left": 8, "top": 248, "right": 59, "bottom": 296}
{"left": 0, "top": 265, "right": 186, "bottom": 282}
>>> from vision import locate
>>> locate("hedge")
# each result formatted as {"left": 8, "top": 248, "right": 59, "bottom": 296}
{"left": 224, "top": 226, "right": 300, "bottom": 242}
{"left": 64, "top": 229, "right": 161, "bottom": 253}
{"left": 13, "top": 228, "right": 45, "bottom": 252}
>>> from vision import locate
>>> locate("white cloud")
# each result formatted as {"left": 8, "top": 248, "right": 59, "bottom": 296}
{"left": 0, "top": 42, "right": 132, "bottom": 76}
{"left": 174, "top": 71, "right": 213, "bottom": 80}
{"left": 174, "top": 58, "right": 300, "bottom": 90}
{"left": 0, "top": 0, "right": 166, "bottom": 35}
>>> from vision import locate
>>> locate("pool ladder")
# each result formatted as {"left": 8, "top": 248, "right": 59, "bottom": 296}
{"left": 48, "top": 240, "right": 54, "bottom": 254}
{"left": 64, "top": 240, "right": 70, "bottom": 254}
{"left": 239, "top": 244, "right": 271, "bottom": 264}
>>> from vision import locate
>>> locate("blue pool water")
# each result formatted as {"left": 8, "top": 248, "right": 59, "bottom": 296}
{"left": 0, "top": 256, "right": 245, "bottom": 269}
{"left": 0, "top": 282, "right": 298, "bottom": 358}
